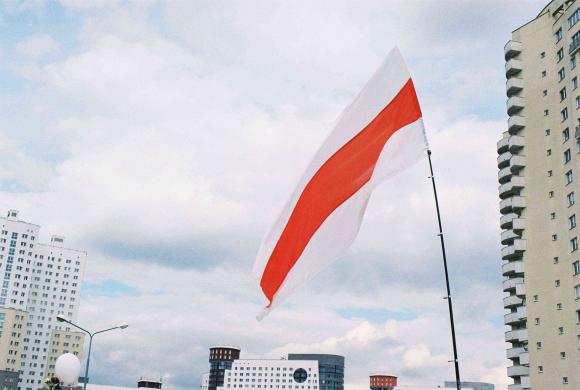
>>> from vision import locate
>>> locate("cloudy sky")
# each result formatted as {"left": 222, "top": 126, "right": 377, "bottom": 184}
{"left": 0, "top": 1, "right": 546, "bottom": 389}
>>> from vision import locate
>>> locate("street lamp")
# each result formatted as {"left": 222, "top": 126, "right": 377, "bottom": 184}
{"left": 56, "top": 316, "right": 128, "bottom": 390}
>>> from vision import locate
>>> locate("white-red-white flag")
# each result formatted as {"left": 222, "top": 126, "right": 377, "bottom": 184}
{"left": 253, "top": 47, "right": 428, "bottom": 319}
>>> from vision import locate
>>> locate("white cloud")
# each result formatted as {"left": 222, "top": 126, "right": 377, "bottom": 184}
{"left": 15, "top": 34, "right": 59, "bottom": 59}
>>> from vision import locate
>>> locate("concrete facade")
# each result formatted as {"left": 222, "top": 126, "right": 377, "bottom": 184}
{"left": 0, "top": 308, "right": 28, "bottom": 373}
{"left": 44, "top": 330, "right": 85, "bottom": 378}
{"left": 499, "top": 1, "right": 580, "bottom": 389}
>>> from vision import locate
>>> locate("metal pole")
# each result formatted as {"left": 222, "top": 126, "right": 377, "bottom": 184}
{"left": 83, "top": 334, "right": 93, "bottom": 390}
{"left": 426, "top": 149, "right": 461, "bottom": 390}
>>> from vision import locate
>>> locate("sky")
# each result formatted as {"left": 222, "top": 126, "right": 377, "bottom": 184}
{"left": 0, "top": 1, "right": 547, "bottom": 390}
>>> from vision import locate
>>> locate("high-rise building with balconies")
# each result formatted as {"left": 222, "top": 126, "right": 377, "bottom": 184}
{"left": 499, "top": 1, "right": 580, "bottom": 389}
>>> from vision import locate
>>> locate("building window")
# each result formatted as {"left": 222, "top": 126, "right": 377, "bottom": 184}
{"left": 561, "top": 351, "right": 567, "bottom": 359}
{"left": 566, "top": 170, "right": 574, "bottom": 184}
{"left": 568, "top": 192, "right": 575, "bottom": 206}
{"left": 565, "top": 148, "right": 572, "bottom": 163}
{"left": 573, "top": 55, "right": 577, "bottom": 69}
{"left": 577, "top": 96, "right": 580, "bottom": 108}
{"left": 563, "top": 377, "right": 569, "bottom": 385}
{"left": 548, "top": 149, "right": 552, "bottom": 156}
{"left": 575, "top": 284, "right": 580, "bottom": 299}
{"left": 559, "top": 326, "right": 565, "bottom": 335}
{"left": 562, "top": 107, "right": 569, "bottom": 121}
{"left": 534, "top": 294, "right": 539, "bottom": 302}
{"left": 557, "top": 303, "right": 563, "bottom": 310}
{"left": 571, "top": 237, "right": 578, "bottom": 252}
{"left": 549, "top": 170, "right": 554, "bottom": 177}
{"left": 575, "top": 76, "right": 579, "bottom": 90}
{"left": 538, "top": 366, "right": 543, "bottom": 373}
{"left": 559, "top": 67, "right": 566, "bottom": 81}
{"left": 542, "top": 70, "right": 547, "bottom": 78}
{"left": 570, "top": 214, "right": 577, "bottom": 229}
{"left": 564, "top": 127, "right": 570, "bottom": 141}
{"left": 558, "top": 48, "right": 565, "bottom": 62}
{"left": 554, "top": 256, "right": 559, "bottom": 264}
{"left": 570, "top": 8, "right": 580, "bottom": 29}
{"left": 561, "top": 87, "right": 567, "bottom": 100}
{"left": 537, "top": 341, "right": 543, "bottom": 348}
{"left": 543, "top": 89, "right": 548, "bottom": 96}
{"left": 573, "top": 260, "right": 580, "bottom": 275}
{"left": 557, "top": 27, "right": 563, "bottom": 42}
{"left": 576, "top": 309, "right": 580, "bottom": 323}
{"left": 535, "top": 317, "right": 540, "bottom": 325}
{"left": 545, "top": 109, "right": 550, "bottom": 116}
{"left": 555, "top": 279, "right": 561, "bottom": 287}
{"left": 541, "top": 51, "right": 546, "bottom": 58}
{"left": 551, "top": 212, "right": 556, "bottom": 219}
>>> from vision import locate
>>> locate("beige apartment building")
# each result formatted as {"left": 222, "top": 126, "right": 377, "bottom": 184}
{"left": 0, "top": 307, "right": 28, "bottom": 372}
{"left": 44, "top": 330, "right": 85, "bottom": 379}
{"left": 499, "top": 0, "right": 580, "bottom": 389}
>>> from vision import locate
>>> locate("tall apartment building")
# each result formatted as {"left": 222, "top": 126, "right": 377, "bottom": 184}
{"left": 499, "top": 1, "right": 580, "bottom": 389}
{"left": 0, "top": 210, "right": 87, "bottom": 390}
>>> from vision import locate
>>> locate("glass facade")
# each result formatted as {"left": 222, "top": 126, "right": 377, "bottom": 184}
{"left": 287, "top": 354, "right": 344, "bottom": 390}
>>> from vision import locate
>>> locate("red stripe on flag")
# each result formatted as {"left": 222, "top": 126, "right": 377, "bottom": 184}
{"left": 260, "top": 79, "right": 422, "bottom": 304}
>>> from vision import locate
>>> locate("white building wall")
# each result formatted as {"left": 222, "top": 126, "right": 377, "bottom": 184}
{"left": 20, "top": 240, "right": 86, "bottom": 389}
{"left": 220, "top": 359, "right": 319, "bottom": 390}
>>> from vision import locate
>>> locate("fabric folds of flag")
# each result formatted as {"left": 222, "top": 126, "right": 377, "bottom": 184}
{"left": 253, "top": 47, "right": 429, "bottom": 319}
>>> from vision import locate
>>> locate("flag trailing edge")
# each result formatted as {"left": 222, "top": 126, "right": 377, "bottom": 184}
{"left": 253, "top": 47, "right": 429, "bottom": 320}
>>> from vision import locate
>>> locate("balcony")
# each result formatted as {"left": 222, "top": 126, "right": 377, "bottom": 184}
{"left": 508, "top": 116, "right": 525, "bottom": 134}
{"left": 506, "top": 346, "right": 527, "bottom": 359}
{"left": 502, "top": 260, "right": 524, "bottom": 276}
{"left": 509, "top": 136, "right": 525, "bottom": 151}
{"left": 498, "top": 151, "right": 513, "bottom": 168}
{"left": 499, "top": 196, "right": 525, "bottom": 214}
{"left": 505, "top": 329, "right": 528, "bottom": 343}
{"left": 504, "top": 294, "right": 524, "bottom": 308}
{"left": 503, "top": 277, "right": 524, "bottom": 292}
{"left": 510, "top": 155, "right": 526, "bottom": 172}
{"left": 499, "top": 176, "right": 524, "bottom": 199}
{"left": 505, "top": 306, "right": 527, "bottom": 325}
{"left": 507, "top": 96, "right": 525, "bottom": 115}
{"left": 500, "top": 213, "right": 516, "bottom": 228}
{"left": 501, "top": 229, "right": 521, "bottom": 244}
{"left": 519, "top": 352, "right": 529, "bottom": 365}
{"left": 521, "top": 376, "right": 530, "bottom": 389}
{"left": 508, "top": 385, "right": 523, "bottom": 390}
{"left": 504, "top": 40, "right": 522, "bottom": 60}
{"left": 515, "top": 282, "right": 526, "bottom": 296}
{"left": 506, "top": 78, "right": 524, "bottom": 96}
{"left": 575, "top": 125, "right": 580, "bottom": 139}
{"left": 502, "top": 239, "right": 526, "bottom": 260}
{"left": 497, "top": 136, "right": 509, "bottom": 154}
{"left": 507, "top": 364, "right": 529, "bottom": 378}
{"left": 499, "top": 167, "right": 512, "bottom": 184}
{"left": 505, "top": 59, "right": 523, "bottom": 77}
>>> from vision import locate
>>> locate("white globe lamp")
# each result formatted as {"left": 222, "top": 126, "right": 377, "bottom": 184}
{"left": 55, "top": 353, "right": 81, "bottom": 385}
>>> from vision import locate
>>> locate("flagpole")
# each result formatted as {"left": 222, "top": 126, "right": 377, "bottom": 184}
{"left": 426, "top": 149, "right": 461, "bottom": 390}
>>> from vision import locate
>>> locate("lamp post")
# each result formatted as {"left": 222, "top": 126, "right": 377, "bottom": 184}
{"left": 56, "top": 316, "right": 128, "bottom": 390}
